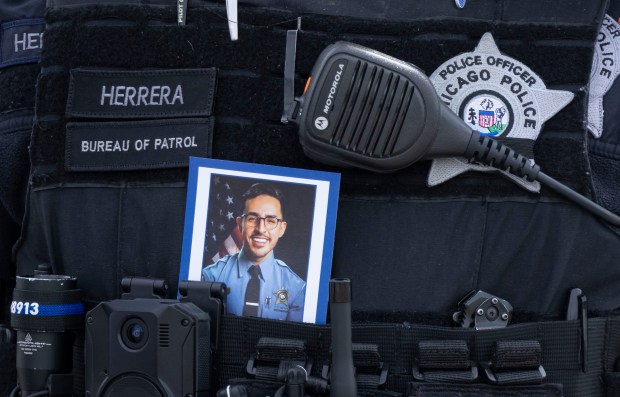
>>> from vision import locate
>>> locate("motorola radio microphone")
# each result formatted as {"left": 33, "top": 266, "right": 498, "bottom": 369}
{"left": 283, "top": 41, "right": 620, "bottom": 227}
{"left": 293, "top": 41, "right": 472, "bottom": 173}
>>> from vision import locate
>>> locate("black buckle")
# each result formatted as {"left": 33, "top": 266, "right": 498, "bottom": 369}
{"left": 481, "top": 362, "right": 546, "bottom": 385}
{"left": 321, "top": 361, "right": 388, "bottom": 389}
{"left": 247, "top": 354, "right": 313, "bottom": 381}
{"left": 178, "top": 280, "right": 227, "bottom": 350}
{"left": 412, "top": 361, "right": 478, "bottom": 383}
{"left": 281, "top": 18, "right": 302, "bottom": 124}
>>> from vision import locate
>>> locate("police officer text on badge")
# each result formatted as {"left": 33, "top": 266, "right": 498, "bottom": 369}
{"left": 436, "top": 56, "right": 540, "bottom": 129}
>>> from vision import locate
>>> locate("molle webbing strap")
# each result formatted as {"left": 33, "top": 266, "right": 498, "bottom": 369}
{"left": 483, "top": 340, "right": 545, "bottom": 386}
{"left": 351, "top": 343, "right": 387, "bottom": 391}
{"left": 418, "top": 340, "right": 470, "bottom": 369}
{"left": 492, "top": 340, "right": 542, "bottom": 370}
{"left": 250, "top": 337, "right": 308, "bottom": 382}
{"left": 353, "top": 342, "right": 381, "bottom": 369}
{"left": 215, "top": 315, "right": 620, "bottom": 397}
{"left": 406, "top": 382, "right": 563, "bottom": 397}
{"left": 32, "top": 1, "right": 601, "bottom": 200}
{"left": 256, "top": 336, "right": 307, "bottom": 362}
{"left": 415, "top": 340, "right": 477, "bottom": 384}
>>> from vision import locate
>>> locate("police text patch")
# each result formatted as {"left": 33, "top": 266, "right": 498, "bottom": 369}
{"left": 66, "top": 68, "right": 216, "bottom": 118}
{"left": 65, "top": 118, "right": 213, "bottom": 171}
{"left": 587, "top": 14, "right": 620, "bottom": 138}
{"left": 0, "top": 19, "right": 44, "bottom": 69}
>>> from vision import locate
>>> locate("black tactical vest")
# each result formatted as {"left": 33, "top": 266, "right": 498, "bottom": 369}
{"left": 6, "top": 0, "right": 620, "bottom": 396}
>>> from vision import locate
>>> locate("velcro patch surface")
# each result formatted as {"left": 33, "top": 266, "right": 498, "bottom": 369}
{"left": 65, "top": 118, "right": 213, "bottom": 171}
{"left": 0, "top": 19, "right": 44, "bottom": 68}
{"left": 66, "top": 68, "right": 216, "bottom": 118}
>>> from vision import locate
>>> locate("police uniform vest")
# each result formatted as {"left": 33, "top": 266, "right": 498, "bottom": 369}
{"left": 11, "top": 0, "right": 620, "bottom": 396}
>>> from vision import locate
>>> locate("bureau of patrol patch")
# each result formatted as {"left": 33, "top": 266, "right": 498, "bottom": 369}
{"left": 428, "top": 33, "right": 574, "bottom": 192}
{"left": 587, "top": 14, "right": 620, "bottom": 138}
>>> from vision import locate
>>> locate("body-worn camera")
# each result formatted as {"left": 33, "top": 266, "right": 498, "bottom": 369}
{"left": 85, "top": 277, "right": 224, "bottom": 397}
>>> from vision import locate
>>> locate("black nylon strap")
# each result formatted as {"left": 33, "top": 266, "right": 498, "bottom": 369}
{"left": 353, "top": 343, "right": 381, "bottom": 369}
{"left": 422, "top": 371, "right": 477, "bottom": 384}
{"left": 256, "top": 337, "right": 307, "bottom": 362}
{"left": 362, "top": 391, "right": 401, "bottom": 397}
{"left": 406, "top": 382, "right": 563, "bottom": 397}
{"left": 490, "top": 368, "right": 545, "bottom": 386}
{"left": 10, "top": 313, "right": 83, "bottom": 332}
{"left": 215, "top": 316, "right": 620, "bottom": 397}
{"left": 254, "top": 365, "right": 279, "bottom": 381}
{"left": 357, "top": 373, "right": 383, "bottom": 390}
{"left": 351, "top": 343, "right": 388, "bottom": 391}
{"left": 481, "top": 340, "right": 545, "bottom": 386}
{"left": 492, "top": 340, "right": 541, "bottom": 370}
{"left": 414, "top": 340, "right": 477, "bottom": 384}
{"left": 250, "top": 337, "right": 309, "bottom": 383}
{"left": 418, "top": 340, "right": 470, "bottom": 370}
{"left": 251, "top": 358, "right": 305, "bottom": 382}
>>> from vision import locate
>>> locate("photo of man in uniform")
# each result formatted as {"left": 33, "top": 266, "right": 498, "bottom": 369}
{"left": 202, "top": 183, "right": 306, "bottom": 321}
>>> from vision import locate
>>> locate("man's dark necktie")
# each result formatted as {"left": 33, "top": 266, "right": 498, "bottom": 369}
{"left": 243, "top": 265, "right": 261, "bottom": 316}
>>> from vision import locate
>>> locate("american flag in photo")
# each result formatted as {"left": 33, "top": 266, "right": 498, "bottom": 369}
{"left": 203, "top": 175, "right": 246, "bottom": 266}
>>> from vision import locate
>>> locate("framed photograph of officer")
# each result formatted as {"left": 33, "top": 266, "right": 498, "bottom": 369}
{"left": 179, "top": 157, "right": 340, "bottom": 324}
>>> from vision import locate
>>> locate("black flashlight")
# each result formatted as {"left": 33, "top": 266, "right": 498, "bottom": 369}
{"left": 10, "top": 266, "right": 83, "bottom": 395}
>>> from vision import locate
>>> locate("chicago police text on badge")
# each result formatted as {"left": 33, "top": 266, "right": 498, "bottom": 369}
{"left": 587, "top": 14, "right": 620, "bottom": 138}
{"left": 427, "top": 33, "right": 574, "bottom": 192}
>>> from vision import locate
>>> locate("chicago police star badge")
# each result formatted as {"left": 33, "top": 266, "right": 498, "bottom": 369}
{"left": 274, "top": 289, "right": 288, "bottom": 305}
{"left": 428, "top": 33, "right": 574, "bottom": 192}
{"left": 587, "top": 14, "right": 620, "bottom": 138}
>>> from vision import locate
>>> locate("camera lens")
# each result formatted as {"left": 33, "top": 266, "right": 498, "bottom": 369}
{"left": 121, "top": 318, "right": 148, "bottom": 350}
{"left": 127, "top": 323, "right": 144, "bottom": 344}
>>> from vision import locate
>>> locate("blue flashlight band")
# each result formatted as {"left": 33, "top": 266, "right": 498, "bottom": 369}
{"left": 38, "top": 303, "right": 85, "bottom": 316}
{"left": 11, "top": 287, "right": 84, "bottom": 331}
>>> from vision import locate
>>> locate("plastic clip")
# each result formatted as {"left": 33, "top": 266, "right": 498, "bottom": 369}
{"left": 281, "top": 18, "right": 302, "bottom": 124}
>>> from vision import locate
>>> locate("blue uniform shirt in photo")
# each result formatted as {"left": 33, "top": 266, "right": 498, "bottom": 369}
{"left": 202, "top": 251, "right": 305, "bottom": 321}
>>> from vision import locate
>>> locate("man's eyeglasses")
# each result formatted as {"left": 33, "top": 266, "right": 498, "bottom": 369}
{"left": 241, "top": 214, "right": 284, "bottom": 230}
